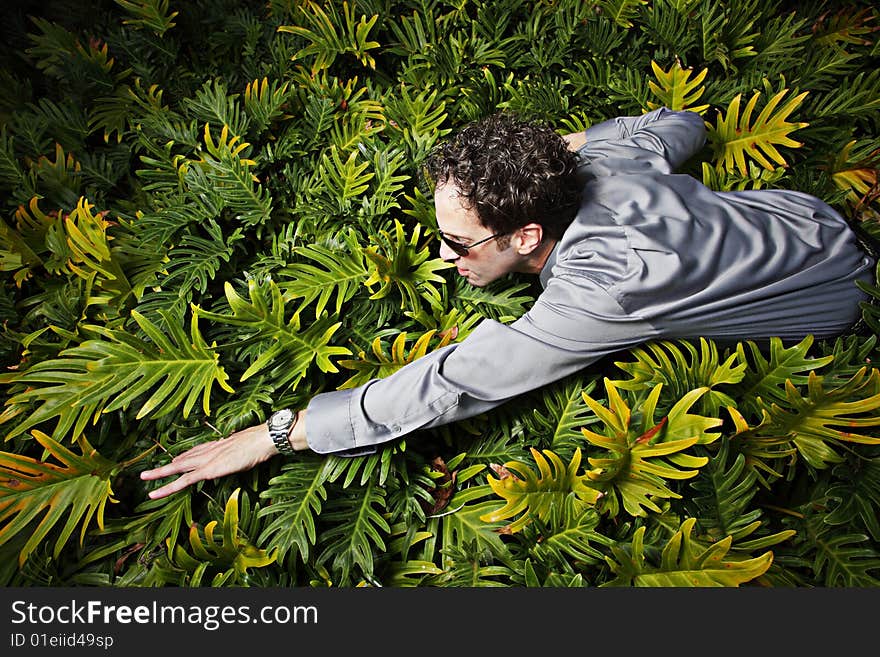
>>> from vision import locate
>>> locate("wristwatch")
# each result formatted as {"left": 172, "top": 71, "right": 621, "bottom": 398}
{"left": 267, "top": 408, "right": 298, "bottom": 455}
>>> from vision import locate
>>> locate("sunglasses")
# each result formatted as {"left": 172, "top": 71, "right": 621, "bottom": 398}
{"left": 438, "top": 230, "right": 505, "bottom": 257}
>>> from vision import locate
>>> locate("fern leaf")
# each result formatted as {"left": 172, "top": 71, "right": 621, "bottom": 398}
{"left": 0, "top": 197, "right": 57, "bottom": 286}
{"left": 789, "top": 504, "right": 880, "bottom": 587}
{"left": 647, "top": 59, "right": 709, "bottom": 113}
{"left": 165, "top": 488, "right": 275, "bottom": 586}
{"left": 365, "top": 147, "right": 410, "bottom": 217}
{"left": 700, "top": 159, "right": 788, "bottom": 192}
{"left": 336, "top": 328, "right": 455, "bottom": 390}
{"left": 812, "top": 6, "right": 878, "bottom": 50}
{"left": 594, "top": 0, "right": 649, "bottom": 29}
{"left": 824, "top": 450, "right": 880, "bottom": 542}
{"left": 770, "top": 369, "right": 880, "bottom": 469}
{"left": 159, "top": 219, "right": 244, "bottom": 300}
{"left": 610, "top": 338, "right": 746, "bottom": 417}
{"left": 440, "top": 484, "right": 508, "bottom": 558}
{"left": 581, "top": 379, "right": 723, "bottom": 518}
{"left": 727, "top": 367, "right": 880, "bottom": 478}
{"left": 825, "top": 138, "right": 880, "bottom": 209}
{"left": 385, "top": 85, "right": 451, "bottom": 161}
{"left": 382, "top": 522, "right": 442, "bottom": 586}
{"left": 317, "top": 145, "right": 373, "bottom": 200}
{"left": 405, "top": 284, "right": 483, "bottom": 341}
{"left": 524, "top": 375, "right": 601, "bottom": 453}
{"left": 708, "top": 86, "right": 809, "bottom": 175}
{"left": 32, "top": 142, "right": 82, "bottom": 206}
{"left": 134, "top": 137, "right": 190, "bottom": 194}
{"left": 0, "top": 126, "right": 26, "bottom": 188}
{"left": 63, "top": 197, "right": 138, "bottom": 312}
{"left": 320, "top": 446, "right": 395, "bottom": 489}
{"left": 809, "top": 69, "right": 880, "bottom": 124}
{"left": 113, "top": 0, "right": 178, "bottom": 36}
{"left": 89, "top": 85, "right": 134, "bottom": 144}
{"left": 688, "top": 438, "right": 794, "bottom": 549}
{"left": 277, "top": 229, "right": 369, "bottom": 317}
{"left": 24, "top": 17, "right": 79, "bottom": 79}
{"left": 0, "top": 431, "right": 117, "bottom": 565}
{"left": 317, "top": 478, "right": 390, "bottom": 584}
{"left": 258, "top": 458, "right": 328, "bottom": 562}
{"left": 182, "top": 80, "right": 247, "bottom": 136}
{"left": 430, "top": 540, "right": 516, "bottom": 587}
{"left": 603, "top": 518, "right": 773, "bottom": 586}
{"left": 528, "top": 503, "right": 609, "bottom": 567}
{"left": 278, "top": 0, "right": 380, "bottom": 74}
{"left": 697, "top": 1, "right": 759, "bottom": 71}
{"left": 243, "top": 77, "right": 291, "bottom": 134}
{"left": 811, "top": 532, "right": 880, "bottom": 587}
{"left": 726, "top": 405, "right": 796, "bottom": 487}
{"left": 194, "top": 279, "right": 351, "bottom": 390}
{"left": 363, "top": 220, "right": 454, "bottom": 312}
{"left": 187, "top": 124, "right": 272, "bottom": 226}
{"left": 0, "top": 310, "right": 233, "bottom": 440}
{"left": 127, "top": 492, "right": 193, "bottom": 553}
{"left": 481, "top": 448, "right": 602, "bottom": 533}
{"left": 451, "top": 276, "right": 534, "bottom": 323}
{"left": 733, "top": 335, "right": 834, "bottom": 419}
{"left": 300, "top": 95, "right": 335, "bottom": 150}
{"left": 29, "top": 98, "right": 89, "bottom": 151}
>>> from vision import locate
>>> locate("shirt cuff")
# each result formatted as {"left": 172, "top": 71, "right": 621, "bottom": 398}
{"left": 305, "top": 387, "right": 365, "bottom": 454}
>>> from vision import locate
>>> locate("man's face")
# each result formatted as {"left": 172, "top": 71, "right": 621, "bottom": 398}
{"left": 434, "top": 183, "right": 520, "bottom": 287}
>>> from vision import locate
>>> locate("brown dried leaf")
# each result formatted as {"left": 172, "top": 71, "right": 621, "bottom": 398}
{"left": 489, "top": 463, "right": 515, "bottom": 480}
{"left": 422, "top": 456, "right": 456, "bottom": 515}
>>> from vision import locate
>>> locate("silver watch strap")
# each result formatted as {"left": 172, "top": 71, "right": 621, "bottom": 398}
{"left": 270, "top": 410, "right": 298, "bottom": 455}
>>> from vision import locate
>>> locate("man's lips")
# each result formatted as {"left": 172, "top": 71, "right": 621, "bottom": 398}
{"left": 457, "top": 267, "right": 469, "bottom": 276}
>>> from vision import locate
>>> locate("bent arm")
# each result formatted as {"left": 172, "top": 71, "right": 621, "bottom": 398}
{"left": 571, "top": 107, "right": 707, "bottom": 172}
{"left": 305, "top": 278, "right": 656, "bottom": 454}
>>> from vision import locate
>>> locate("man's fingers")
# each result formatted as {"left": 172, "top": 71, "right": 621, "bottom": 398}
{"left": 140, "top": 441, "right": 221, "bottom": 480}
{"left": 146, "top": 471, "right": 199, "bottom": 500}
{"left": 139, "top": 423, "right": 276, "bottom": 500}
{"left": 140, "top": 457, "right": 197, "bottom": 480}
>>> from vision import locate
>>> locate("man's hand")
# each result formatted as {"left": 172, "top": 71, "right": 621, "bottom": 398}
{"left": 140, "top": 412, "right": 309, "bottom": 500}
{"left": 562, "top": 131, "right": 586, "bottom": 151}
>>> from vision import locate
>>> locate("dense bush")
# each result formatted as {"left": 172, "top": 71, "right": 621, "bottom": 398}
{"left": 0, "top": 0, "right": 879, "bottom": 587}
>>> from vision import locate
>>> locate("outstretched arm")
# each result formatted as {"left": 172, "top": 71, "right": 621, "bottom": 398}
{"left": 305, "top": 274, "right": 656, "bottom": 454}
{"left": 140, "top": 274, "right": 655, "bottom": 498}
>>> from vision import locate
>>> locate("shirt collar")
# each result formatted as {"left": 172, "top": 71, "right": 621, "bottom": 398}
{"left": 538, "top": 241, "right": 560, "bottom": 289}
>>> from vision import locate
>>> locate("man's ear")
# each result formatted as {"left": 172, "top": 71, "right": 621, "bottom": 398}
{"left": 516, "top": 223, "right": 544, "bottom": 254}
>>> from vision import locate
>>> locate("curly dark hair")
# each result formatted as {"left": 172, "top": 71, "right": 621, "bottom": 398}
{"left": 424, "top": 112, "right": 582, "bottom": 240}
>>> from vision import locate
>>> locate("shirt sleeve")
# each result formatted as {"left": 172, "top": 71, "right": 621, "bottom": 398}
{"left": 580, "top": 107, "right": 707, "bottom": 173}
{"left": 305, "top": 274, "right": 658, "bottom": 454}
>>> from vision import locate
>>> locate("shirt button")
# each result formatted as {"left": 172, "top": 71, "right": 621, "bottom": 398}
{"left": 391, "top": 425, "right": 402, "bottom": 434}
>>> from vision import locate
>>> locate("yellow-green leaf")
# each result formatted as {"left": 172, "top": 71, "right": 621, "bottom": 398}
{"left": 647, "top": 59, "right": 709, "bottom": 114}
{"left": 0, "top": 431, "right": 117, "bottom": 565}
{"left": 708, "top": 87, "right": 809, "bottom": 175}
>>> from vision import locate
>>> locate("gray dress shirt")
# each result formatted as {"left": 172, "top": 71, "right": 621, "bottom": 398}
{"left": 305, "top": 108, "right": 875, "bottom": 455}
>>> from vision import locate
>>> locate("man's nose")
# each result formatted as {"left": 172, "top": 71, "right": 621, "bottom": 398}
{"left": 438, "top": 240, "right": 460, "bottom": 261}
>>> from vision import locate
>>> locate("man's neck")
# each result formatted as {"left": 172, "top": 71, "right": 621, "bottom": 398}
{"left": 516, "top": 238, "right": 558, "bottom": 275}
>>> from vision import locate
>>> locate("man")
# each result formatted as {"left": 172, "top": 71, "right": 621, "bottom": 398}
{"left": 141, "top": 108, "right": 874, "bottom": 499}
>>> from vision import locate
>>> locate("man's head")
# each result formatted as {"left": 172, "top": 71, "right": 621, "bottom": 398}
{"left": 425, "top": 112, "right": 581, "bottom": 286}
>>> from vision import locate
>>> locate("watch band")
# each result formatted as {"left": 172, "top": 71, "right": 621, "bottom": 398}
{"left": 268, "top": 409, "right": 298, "bottom": 456}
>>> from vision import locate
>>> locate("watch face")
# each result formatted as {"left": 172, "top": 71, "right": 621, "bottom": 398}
{"left": 270, "top": 409, "right": 293, "bottom": 429}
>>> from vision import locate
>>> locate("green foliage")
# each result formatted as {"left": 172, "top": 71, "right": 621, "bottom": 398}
{"left": 603, "top": 518, "right": 774, "bottom": 587}
{"left": 152, "top": 488, "right": 275, "bottom": 586}
{"left": 0, "top": 431, "right": 119, "bottom": 565}
{"left": 480, "top": 448, "right": 602, "bottom": 533}
{"left": 708, "top": 84, "right": 810, "bottom": 176}
{"left": 0, "top": 0, "right": 878, "bottom": 588}
{"left": 580, "top": 379, "right": 723, "bottom": 518}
